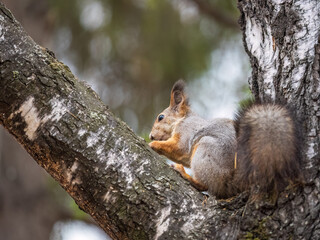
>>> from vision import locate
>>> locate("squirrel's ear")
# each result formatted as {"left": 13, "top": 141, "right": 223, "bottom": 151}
{"left": 170, "top": 79, "right": 190, "bottom": 114}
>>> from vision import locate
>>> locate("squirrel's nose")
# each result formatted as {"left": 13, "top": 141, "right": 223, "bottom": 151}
{"left": 149, "top": 133, "right": 154, "bottom": 141}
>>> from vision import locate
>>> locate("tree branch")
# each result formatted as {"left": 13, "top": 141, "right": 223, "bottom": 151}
{"left": 0, "top": 3, "right": 242, "bottom": 239}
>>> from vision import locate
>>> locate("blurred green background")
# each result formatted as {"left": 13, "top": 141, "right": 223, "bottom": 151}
{"left": 0, "top": 0, "right": 250, "bottom": 239}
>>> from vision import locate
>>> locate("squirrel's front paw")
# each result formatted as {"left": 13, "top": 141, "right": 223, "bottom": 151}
{"left": 149, "top": 141, "right": 156, "bottom": 149}
{"left": 149, "top": 141, "right": 161, "bottom": 153}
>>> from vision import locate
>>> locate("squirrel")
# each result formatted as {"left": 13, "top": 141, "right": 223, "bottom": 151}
{"left": 149, "top": 80, "right": 303, "bottom": 199}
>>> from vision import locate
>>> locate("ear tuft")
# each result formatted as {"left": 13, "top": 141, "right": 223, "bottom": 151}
{"left": 172, "top": 79, "right": 186, "bottom": 105}
{"left": 172, "top": 79, "right": 186, "bottom": 95}
{"left": 170, "top": 79, "right": 189, "bottom": 113}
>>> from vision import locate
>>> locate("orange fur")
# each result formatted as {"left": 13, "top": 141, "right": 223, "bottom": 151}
{"left": 149, "top": 133, "right": 190, "bottom": 166}
{"left": 190, "top": 144, "right": 199, "bottom": 161}
{"left": 173, "top": 164, "right": 208, "bottom": 191}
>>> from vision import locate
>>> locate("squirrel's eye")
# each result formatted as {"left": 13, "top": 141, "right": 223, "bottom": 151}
{"left": 158, "top": 114, "right": 164, "bottom": 122}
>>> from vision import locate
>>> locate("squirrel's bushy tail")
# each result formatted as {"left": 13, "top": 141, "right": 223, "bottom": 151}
{"left": 234, "top": 101, "right": 303, "bottom": 194}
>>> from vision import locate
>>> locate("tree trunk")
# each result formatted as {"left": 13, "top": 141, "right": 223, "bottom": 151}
{"left": 0, "top": 1, "right": 319, "bottom": 240}
{"left": 238, "top": 0, "right": 320, "bottom": 177}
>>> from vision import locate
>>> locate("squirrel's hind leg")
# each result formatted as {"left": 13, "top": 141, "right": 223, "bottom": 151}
{"left": 172, "top": 164, "right": 208, "bottom": 191}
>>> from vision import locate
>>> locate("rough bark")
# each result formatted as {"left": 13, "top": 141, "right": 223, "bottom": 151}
{"left": 0, "top": 1, "right": 319, "bottom": 240}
